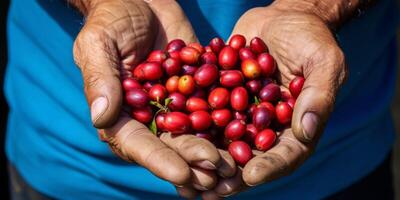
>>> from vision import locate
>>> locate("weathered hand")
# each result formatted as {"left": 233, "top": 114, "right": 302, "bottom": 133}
{"left": 72, "top": 0, "right": 224, "bottom": 188}
{"left": 202, "top": 2, "right": 348, "bottom": 198}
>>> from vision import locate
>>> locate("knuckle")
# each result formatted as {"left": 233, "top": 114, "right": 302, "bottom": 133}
{"left": 84, "top": 70, "right": 102, "bottom": 88}
{"left": 267, "top": 152, "right": 300, "bottom": 178}
{"left": 310, "top": 45, "right": 345, "bottom": 106}
{"left": 143, "top": 145, "right": 169, "bottom": 164}
{"left": 177, "top": 136, "right": 198, "bottom": 149}
{"left": 118, "top": 125, "right": 151, "bottom": 157}
{"left": 243, "top": 155, "right": 284, "bottom": 185}
{"left": 281, "top": 136, "right": 310, "bottom": 155}
{"left": 180, "top": 137, "right": 212, "bottom": 153}
{"left": 179, "top": 137, "right": 220, "bottom": 163}
{"left": 312, "top": 44, "right": 345, "bottom": 71}
{"left": 82, "top": 70, "right": 108, "bottom": 95}
{"left": 74, "top": 26, "right": 114, "bottom": 68}
{"left": 253, "top": 150, "right": 302, "bottom": 181}
{"left": 276, "top": 137, "right": 311, "bottom": 169}
{"left": 125, "top": 125, "right": 151, "bottom": 139}
{"left": 80, "top": 26, "right": 109, "bottom": 43}
{"left": 262, "top": 153, "right": 290, "bottom": 174}
{"left": 325, "top": 46, "right": 346, "bottom": 73}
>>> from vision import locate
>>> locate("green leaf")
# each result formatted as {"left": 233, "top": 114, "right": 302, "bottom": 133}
{"left": 149, "top": 100, "right": 158, "bottom": 106}
{"left": 164, "top": 97, "right": 173, "bottom": 106}
{"left": 254, "top": 96, "right": 260, "bottom": 105}
{"left": 149, "top": 117, "right": 157, "bottom": 135}
{"left": 150, "top": 100, "right": 164, "bottom": 110}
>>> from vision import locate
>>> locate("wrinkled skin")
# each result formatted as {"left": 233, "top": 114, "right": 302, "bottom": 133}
{"left": 72, "top": 0, "right": 235, "bottom": 190}
{"left": 199, "top": 4, "right": 348, "bottom": 199}
{"left": 72, "top": 0, "right": 348, "bottom": 199}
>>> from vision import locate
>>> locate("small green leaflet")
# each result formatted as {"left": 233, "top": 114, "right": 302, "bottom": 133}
{"left": 164, "top": 97, "right": 173, "bottom": 106}
{"left": 254, "top": 96, "right": 260, "bottom": 105}
{"left": 148, "top": 98, "right": 172, "bottom": 135}
{"left": 150, "top": 100, "right": 164, "bottom": 110}
{"left": 149, "top": 117, "right": 157, "bottom": 135}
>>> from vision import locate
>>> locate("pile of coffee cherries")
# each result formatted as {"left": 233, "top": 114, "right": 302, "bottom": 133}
{"left": 122, "top": 34, "right": 305, "bottom": 166}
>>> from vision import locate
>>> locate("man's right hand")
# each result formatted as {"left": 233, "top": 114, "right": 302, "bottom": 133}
{"left": 71, "top": 0, "right": 236, "bottom": 190}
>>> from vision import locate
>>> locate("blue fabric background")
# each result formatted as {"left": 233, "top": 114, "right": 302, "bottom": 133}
{"left": 4, "top": 0, "right": 399, "bottom": 199}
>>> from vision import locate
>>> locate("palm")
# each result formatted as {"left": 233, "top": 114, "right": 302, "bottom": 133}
{"left": 202, "top": 6, "right": 347, "bottom": 197}
{"left": 74, "top": 0, "right": 225, "bottom": 188}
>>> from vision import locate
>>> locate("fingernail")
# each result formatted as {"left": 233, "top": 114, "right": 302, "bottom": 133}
{"left": 301, "top": 112, "right": 319, "bottom": 141}
{"left": 91, "top": 96, "right": 108, "bottom": 124}
{"left": 193, "top": 183, "right": 208, "bottom": 191}
{"left": 194, "top": 160, "right": 216, "bottom": 170}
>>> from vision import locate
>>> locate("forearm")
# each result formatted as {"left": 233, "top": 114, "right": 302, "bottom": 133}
{"left": 272, "top": 0, "right": 374, "bottom": 30}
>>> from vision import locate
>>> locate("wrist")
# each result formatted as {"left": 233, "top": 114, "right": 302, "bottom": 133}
{"left": 271, "top": 0, "right": 360, "bottom": 30}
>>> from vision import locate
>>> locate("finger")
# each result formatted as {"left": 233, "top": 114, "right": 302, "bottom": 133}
{"left": 201, "top": 191, "right": 223, "bottom": 200}
{"left": 216, "top": 150, "right": 236, "bottom": 178}
{"left": 100, "top": 115, "right": 191, "bottom": 186}
{"left": 160, "top": 132, "right": 221, "bottom": 170}
{"left": 74, "top": 1, "right": 157, "bottom": 128}
{"left": 242, "top": 129, "right": 311, "bottom": 186}
{"left": 192, "top": 167, "right": 218, "bottom": 191}
{"left": 175, "top": 186, "right": 199, "bottom": 200}
{"left": 214, "top": 168, "right": 246, "bottom": 197}
{"left": 73, "top": 28, "right": 122, "bottom": 128}
{"left": 291, "top": 47, "right": 347, "bottom": 143}
{"left": 147, "top": 0, "right": 198, "bottom": 47}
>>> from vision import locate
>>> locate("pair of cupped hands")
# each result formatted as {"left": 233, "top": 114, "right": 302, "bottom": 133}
{"left": 72, "top": 0, "right": 347, "bottom": 199}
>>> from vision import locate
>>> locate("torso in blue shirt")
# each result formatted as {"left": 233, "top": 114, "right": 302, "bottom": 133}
{"left": 5, "top": 0, "right": 399, "bottom": 199}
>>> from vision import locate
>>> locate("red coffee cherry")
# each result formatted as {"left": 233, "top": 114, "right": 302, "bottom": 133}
{"left": 219, "top": 46, "right": 238, "bottom": 69}
{"left": 164, "top": 112, "right": 191, "bottom": 135}
{"left": 224, "top": 119, "right": 246, "bottom": 141}
{"left": 228, "top": 141, "right": 253, "bottom": 166}
{"left": 254, "top": 129, "right": 276, "bottom": 151}
{"left": 208, "top": 87, "right": 230, "bottom": 109}
{"left": 211, "top": 109, "right": 232, "bottom": 127}
{"left": 289, "top": 76, "right": 305, "bottom": 99}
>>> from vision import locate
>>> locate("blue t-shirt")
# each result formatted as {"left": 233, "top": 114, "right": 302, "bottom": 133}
{"left": 4, "top": 0, "right": 399, "bottom": 199}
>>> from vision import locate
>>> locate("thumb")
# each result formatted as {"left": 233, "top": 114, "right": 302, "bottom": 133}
{"left": 291, "top": 48, "right": 347, "bottom": 143}
{"left": 73, "top": 27, "right": 122, "bottom": 128}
